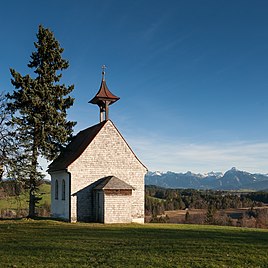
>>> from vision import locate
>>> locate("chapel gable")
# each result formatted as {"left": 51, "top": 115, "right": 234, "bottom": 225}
{"left": 48, "top": 67, "right": 147, "bottom": 223}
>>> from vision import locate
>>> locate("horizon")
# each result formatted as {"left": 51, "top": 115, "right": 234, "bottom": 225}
{"left": 39, "top": 155, "right": 267, "bottom": 181}
{"left": 1, "top": 0, "right": 268, "bottom": 174}
{"left": 148, "top": 167, "right": 268, "bottom": 176}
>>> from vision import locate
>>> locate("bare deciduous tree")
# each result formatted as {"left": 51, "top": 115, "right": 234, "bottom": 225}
{"left": 0, "top": 91, "right": 11, "bottom": 180}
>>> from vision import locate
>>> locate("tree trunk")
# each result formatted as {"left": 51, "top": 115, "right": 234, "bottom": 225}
{"left": 28, "top": 131, "right": 38, "bottom": 218}
{"left": 28, "top": 188, "right": 36, "bottom": 218}
{"left": 0, "top": 164, "right": 3, "bottom": 181}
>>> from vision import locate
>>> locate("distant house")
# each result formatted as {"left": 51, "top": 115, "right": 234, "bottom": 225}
{"left": 48, "top": 68, "right": 147, "bottom": 223}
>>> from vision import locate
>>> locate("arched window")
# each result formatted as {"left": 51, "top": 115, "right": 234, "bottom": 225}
{"left": 55, "top": 180, "right": 59, "bottom": 200}
{"left": 62, "top": 179, "right": 66, "bottom": 200}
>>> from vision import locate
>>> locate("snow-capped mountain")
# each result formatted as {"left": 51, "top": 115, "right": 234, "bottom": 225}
{"left": 204, "top": 171, "right": 223, "bottom": 178}
{"left": 147, "top": 171, "right": 164, "bottom": 176}
{"left": 145, "top": 168, "right": 268, "bottom": 190}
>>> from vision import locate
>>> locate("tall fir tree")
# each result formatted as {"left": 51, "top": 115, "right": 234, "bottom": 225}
{"left": 7, "top": 25, "right": 76, "bottom": 218}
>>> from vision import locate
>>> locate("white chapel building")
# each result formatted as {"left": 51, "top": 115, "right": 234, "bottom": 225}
{"left": 48, "top": 68, "right": 147, "bottom": 223}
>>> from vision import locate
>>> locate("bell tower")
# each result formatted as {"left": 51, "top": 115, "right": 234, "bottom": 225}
{"left": 89, "top": 66, "right": 120, "bottom": 122}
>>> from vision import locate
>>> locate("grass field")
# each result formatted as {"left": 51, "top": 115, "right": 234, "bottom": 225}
{"left": 0, "top": 220, "right": 268, "bottom": 267}
{"left": 0, "top": 183, "right": 50, "bottom": 210}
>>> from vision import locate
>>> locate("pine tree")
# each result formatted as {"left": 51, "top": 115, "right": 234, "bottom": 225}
{"left": 7, "top": 25, "right": 76, "bottom": 218}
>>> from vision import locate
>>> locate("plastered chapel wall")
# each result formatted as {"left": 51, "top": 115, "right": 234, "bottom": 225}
{"left": 68, "top": 120, "right": 147, "bottom": 222}
{"left": 50, "top": 171, "right": 70, "bottom": 220}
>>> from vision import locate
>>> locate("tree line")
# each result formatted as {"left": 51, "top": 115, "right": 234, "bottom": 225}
{"left": 145, "top": 185, "right": 266, "bottom": 216}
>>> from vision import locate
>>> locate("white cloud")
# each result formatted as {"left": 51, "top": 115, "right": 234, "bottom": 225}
{"left": 39, "top": 134, "right": 268, "bottom": 179}
{"left": 128, "top": 136, "right": 268, "bottom": 174}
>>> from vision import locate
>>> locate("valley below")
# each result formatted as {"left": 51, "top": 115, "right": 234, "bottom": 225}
{"left": 146, "top": 205, "right": 268, "bottom": 229}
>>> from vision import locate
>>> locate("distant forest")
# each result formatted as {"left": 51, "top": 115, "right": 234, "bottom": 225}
{"left": 145, "top": 185, "right": 268, "bottom": 216}
{"left": 2, "top": 180, "right": 268, "bottom": 225}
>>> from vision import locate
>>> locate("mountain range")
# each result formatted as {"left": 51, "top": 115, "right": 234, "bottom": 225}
{"left": 145, "top": 167, "right": 268, "bottom": 191}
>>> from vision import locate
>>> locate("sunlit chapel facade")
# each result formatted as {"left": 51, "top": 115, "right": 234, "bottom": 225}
{"left": 48, "top": 68, "right": 147, "bottom": 223}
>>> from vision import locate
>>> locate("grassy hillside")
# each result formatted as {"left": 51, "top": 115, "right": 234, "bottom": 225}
{"left": 0, "top": 220, "right": 267, "bottom": 267}
{"left": 0, "top": 183, "right": 50, "bottom": 210}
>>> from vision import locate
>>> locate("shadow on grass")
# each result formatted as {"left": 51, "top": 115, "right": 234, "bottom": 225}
{"left": 0, "top": 216, "right": 65, "bottom": 222}
{"left": 0, "top": 216, "right": 24, "bottom": 221}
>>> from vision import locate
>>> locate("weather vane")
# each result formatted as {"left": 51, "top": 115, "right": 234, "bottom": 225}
{"left": 102, "top": 65, "right": 107, "bottom": 80}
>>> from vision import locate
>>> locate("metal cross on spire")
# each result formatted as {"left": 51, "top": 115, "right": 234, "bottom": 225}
{"left": 102, "top": 65, "right": 107, "bottom": 81}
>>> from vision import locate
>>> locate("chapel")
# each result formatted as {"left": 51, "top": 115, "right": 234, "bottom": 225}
{"left": 48, "top": 67, "right": 147, "bottom": 223}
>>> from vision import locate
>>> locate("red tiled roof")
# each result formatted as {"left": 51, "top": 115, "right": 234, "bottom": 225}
{"left": 48, "top": 120, "right": 106, "bottom": 172}
{"left": 89, "top": 79, "right": 120, "bottom": 105}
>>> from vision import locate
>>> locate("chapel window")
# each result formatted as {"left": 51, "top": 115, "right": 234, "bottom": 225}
{"left": 55, "top": 180, "right": 59, "bottom": 200}
{"left": 62, "top": 179, "right": 66, "bottom": 200}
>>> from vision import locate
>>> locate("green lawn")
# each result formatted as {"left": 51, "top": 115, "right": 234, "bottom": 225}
{"left": 0, "top": 220, "right": 267, "bottom": 267}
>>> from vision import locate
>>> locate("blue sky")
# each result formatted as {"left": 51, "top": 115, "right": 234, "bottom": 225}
{"left": 1, "top": 0, "right": 268, "bottom": 174}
